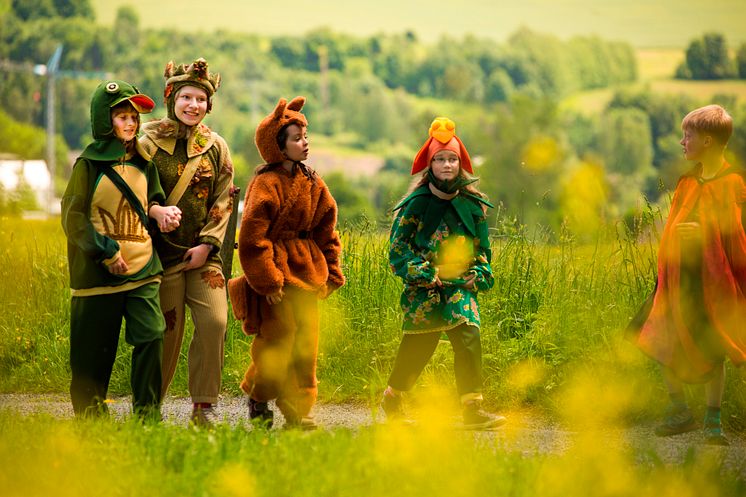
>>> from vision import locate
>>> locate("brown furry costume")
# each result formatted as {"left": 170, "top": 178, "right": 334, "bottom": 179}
{"left": 232, "top": 97, "right": 344, "bottom": 422}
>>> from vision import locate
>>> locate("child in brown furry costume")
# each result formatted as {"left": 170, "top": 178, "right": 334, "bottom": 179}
{"left": 232, "top": 97, "right": 344, "bottom": 429}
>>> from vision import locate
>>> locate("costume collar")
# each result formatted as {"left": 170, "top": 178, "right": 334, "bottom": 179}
{"left": 79, "top": 138, "right": 149, "bottom": 162}
{"left": 141, "top": 118, "right": 216, "bottom": 157}
{"left": 429, "top": 182, "right": 458, "bottom": 200}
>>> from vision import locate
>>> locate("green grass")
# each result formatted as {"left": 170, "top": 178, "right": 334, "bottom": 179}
{"left": 4, "top": 214, "right": 746, "bottom": 494}
{"left": 4, "top": 211, "right": 746, "bottom": 430}
{"left": 1, "top": 411, "right": 744, "bottom": 497}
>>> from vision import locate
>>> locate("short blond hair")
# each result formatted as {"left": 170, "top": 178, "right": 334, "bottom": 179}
{"left": 682, "top": 104, "right": 733, "bottom": 145}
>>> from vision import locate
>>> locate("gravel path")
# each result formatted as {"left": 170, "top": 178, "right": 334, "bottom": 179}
{"left": 2, "top": 393, "right": 745, "bottom": 477}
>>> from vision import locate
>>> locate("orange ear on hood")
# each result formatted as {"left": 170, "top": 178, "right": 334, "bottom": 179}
{"left": 454, "top": 136, "right": 473, "bottom": 174}
{"left": 272, "top": 98, "right": 287, "bottom": 119}
{"left": 411, "top": 137, "right": 434, "bottom": 175}
{"left": 286, "top": 96, "right": 305, "bottom": 112}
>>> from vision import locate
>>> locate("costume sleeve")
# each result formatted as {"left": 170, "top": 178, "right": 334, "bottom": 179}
{"left": 60, "top": 159, "right": 120, "bottom": 264}
{"left": 470, "top": 214, "right": 494, "bottom": 292}
{"left": 313, "top": 181, "right": 345, "bottom": 290}
{"left": 145, "top": 159, "right": 167, "bottom": 206}
{"left": 389, "top": 203, "right": 437, "bottom": 286}
{"left": 198, "top": 137, "right": 235, "bottom": 250}
{"left": 238, "top": 176, "right": 284, "bottom": 295}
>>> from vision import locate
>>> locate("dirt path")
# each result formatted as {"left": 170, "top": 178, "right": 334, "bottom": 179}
{"left": 2, "top": 393, "right": 745, "bottom": 477}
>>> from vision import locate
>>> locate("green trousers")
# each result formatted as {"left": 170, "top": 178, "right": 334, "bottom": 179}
{"left": 388, "top": 324, "right": 483, "bottom": 397}
{"left": 69, "top": 282, "right": 164, "bottom": 417}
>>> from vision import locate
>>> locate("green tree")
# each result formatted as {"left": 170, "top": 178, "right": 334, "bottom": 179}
{"left": 12, "top": 0, "right": 56, "bottom": 21}
{"left": 681, "top": 33, "right": 735, "bottom": 80}
{"left": 737, "top": 42, "right": 746, "bottom": 79}
{"left": 113, "top": 6, "right": 140, "bottom": 53}
{"left": 53, "top": 0, "right": 92, "bottom": 18}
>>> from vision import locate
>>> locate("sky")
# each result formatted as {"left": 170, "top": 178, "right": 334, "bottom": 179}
{"left": 93, "top": 0, "right": 746, "bottom": 48}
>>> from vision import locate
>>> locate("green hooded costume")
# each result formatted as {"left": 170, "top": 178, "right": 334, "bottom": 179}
{"left": 62, "top": 80, "right": 166, "bottom": 419}
{"left": 62, "top": 80, "right": 166, "bottom": 294}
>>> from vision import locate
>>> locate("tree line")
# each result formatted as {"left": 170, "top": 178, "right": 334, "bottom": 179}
{"left": 2, "top": 3, "right": 745, "bottom": 234}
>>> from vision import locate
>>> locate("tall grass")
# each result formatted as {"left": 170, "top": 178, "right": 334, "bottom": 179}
{"left": 2, "top": 211, "right": 746, "bottom": 428}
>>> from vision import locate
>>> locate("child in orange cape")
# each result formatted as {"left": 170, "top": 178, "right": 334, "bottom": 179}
{"left": 629, "top": 104, "right": 746, "bottom": 445}
{"left": 232, "top": 97, "right": 344, "bottom": 429}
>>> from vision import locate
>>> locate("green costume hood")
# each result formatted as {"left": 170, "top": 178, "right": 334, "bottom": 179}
{"left": 80, "top": 80, "right": 155, "bottom": 162}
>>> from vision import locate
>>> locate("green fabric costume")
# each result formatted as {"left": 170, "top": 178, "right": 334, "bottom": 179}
{"left": 390, "top": 181, "right": 494, "bottom": 333}
{"left": 62, "top": 80, "right": 165, "bottom": 418}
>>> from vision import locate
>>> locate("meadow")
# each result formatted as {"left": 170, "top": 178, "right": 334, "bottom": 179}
{"left": 5, "top": 213, "right": 746, "bottom": 417}
{"left": 3, "top": 214, "right": 746, "bottom": 495}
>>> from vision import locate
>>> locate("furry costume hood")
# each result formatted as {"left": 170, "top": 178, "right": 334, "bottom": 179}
{"left": 254, "top": 97, "right": 308, "bottom": 164}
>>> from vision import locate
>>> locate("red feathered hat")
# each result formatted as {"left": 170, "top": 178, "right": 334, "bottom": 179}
{"left": 411, "top": 117, "right": 472, "bottom": 175}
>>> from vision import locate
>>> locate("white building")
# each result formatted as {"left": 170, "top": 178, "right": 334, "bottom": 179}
{"left": 0, "top": 159, "right": 59, "bottom": 215}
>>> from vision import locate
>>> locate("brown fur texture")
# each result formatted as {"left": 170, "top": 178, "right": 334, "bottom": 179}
{"left": 237, "top": 164, "right": 344, "bottom": 297}
{"left": 254, "top": 97, "right": 308, "bottom": 164}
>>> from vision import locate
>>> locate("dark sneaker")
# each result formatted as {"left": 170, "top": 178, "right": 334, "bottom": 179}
{"left": 654, "top": 406, "right": 697, "bottom": 436}
{"left": 190, "top": 405, "right": 219, "bottom": 427}
{"left": 381, "top": 392, "right": 406, "bottom": 420}
{"left": 284, "top": 416, "right": 319, "bottom": 431}
{"left": 462, "top": 401, "right": 507, "bottom": 430}
{"left": 248, "top": 398, "right": 274, "bottom": 429}
{"left": 704, "top": 422, "right": 730, "bottom": 446}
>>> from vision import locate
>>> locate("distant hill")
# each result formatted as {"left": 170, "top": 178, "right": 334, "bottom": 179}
{"left": 92, "top": 0, "right": 746, "bottom": 48}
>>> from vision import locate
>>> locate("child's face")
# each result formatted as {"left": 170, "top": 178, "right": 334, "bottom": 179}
{"left": 680, "top": 127, "right": 709, "bottom": 161}
{"left": 281, "top": 124, "right": 309, "bottom": 162}
{"left": 111, "top": 107, "right": 139, "bottom": 142}
{"left": 174, "top": 86, "right": 208, "bottom": 126}
{"left": 430, "top": 150, "right": 460, "bottom": 182}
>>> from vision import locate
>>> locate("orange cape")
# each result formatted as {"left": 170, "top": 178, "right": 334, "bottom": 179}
{"left": 630, "top": 163, "right": 746, "bottom": 382}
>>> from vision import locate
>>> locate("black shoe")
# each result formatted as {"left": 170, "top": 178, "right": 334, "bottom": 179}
{"left": 381, "top": 392, "right": 409, "bottom": 422}
{"left": 654, "top": 406, "right": 697, "bottom": 437}
{"left": 462, "top": 401, "right": 507, "bottom": 430}
{"left": 248, "top": 397, "right": 274, "bottom": 428}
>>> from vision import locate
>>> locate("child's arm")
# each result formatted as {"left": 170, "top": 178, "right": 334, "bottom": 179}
{"left": 389, "top": 203, "right": 438, "bottom": 287}
{"left": 145, "top": 159, "right": 181, "bottom": 232}
{"left": 312, "top": 182, "right": 345, "bottom": 298}
{"left": 196, "top": 138, "right": 235, "bottom": 253}
{"left": 467, "top": 214, "right": 494, "bottom": 292}
{"left": 238, "top": 178, "right": 285, "bottom": 296}
{"left": 61, "top": 159, "right": 121, "bottom": 265}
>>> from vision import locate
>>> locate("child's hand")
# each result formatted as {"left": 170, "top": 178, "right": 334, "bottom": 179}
{"left": 182, "top": 243, "right": 212, "bottom": 270}
{"left": 266, "top": 289, "right": 284, "bottom": 305}
{"left": 149, "top": 205, "right": 182, "bottom": 232}
{"left": 106, "top": 256, "right": 129, "bottom": 275}
{"left": 460, "top": 271, "right": 477, "bottom": 290}
{"left": 676, "top": 222, "right": 701, "bottom": 241}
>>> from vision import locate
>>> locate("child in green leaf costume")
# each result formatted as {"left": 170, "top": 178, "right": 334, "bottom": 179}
{"left": 381, "top": 117, "right": 506, "bottom": 430}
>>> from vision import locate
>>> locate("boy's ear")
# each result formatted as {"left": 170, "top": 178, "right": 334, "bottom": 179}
{"left": 703, "top": 135, "right": 713, "bottom": 147}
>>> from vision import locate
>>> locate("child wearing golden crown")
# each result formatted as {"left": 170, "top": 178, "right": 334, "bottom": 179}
{"left": 381, "top": 117, "right": 506, "bottom": 430}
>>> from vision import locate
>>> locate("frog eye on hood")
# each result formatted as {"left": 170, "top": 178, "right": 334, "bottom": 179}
{"left": 105, "top": 82, "right": 119, "bottom": 93}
